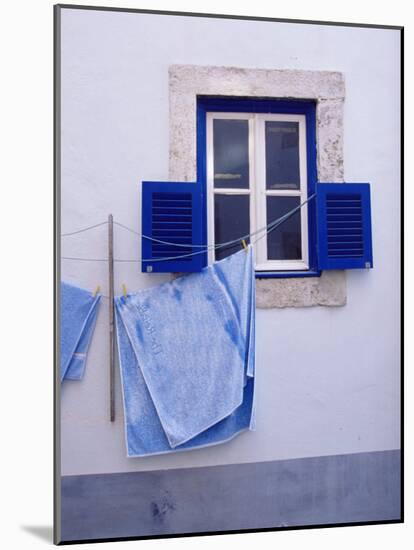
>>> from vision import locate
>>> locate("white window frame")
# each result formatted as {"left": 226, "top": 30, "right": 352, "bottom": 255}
{"left": 206, "top": 111, "right": 309, "bottom": 271}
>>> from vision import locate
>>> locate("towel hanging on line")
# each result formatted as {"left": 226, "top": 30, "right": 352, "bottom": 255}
{"left": 114, "top": 246, "right": 256, "bottom": 457}
{"left": 60, "top": 281, "right": 102, "bottom": 382}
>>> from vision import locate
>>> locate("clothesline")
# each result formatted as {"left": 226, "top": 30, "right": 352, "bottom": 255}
{"left": 61, "top": 193, "right": 316, "bottom": 263}
{"left": 61, "top": 221, "right": 109, "bottom": 237}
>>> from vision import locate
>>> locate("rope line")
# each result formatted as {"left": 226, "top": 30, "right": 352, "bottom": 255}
{"left": 61, "top": 221, "right": 108, "bottom": 237}
{"left": 61, "top": 193, "right": 316, "bottom": 263}
{"left": 60, "top": 258, "right": 142, "bottom": 263}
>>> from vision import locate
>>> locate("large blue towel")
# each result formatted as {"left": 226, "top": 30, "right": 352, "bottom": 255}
{"left": 61, "top": 281, "right": 101, "bottom": 382}
{"left": 115, "top": 247, "right": 256, "bottom": 457}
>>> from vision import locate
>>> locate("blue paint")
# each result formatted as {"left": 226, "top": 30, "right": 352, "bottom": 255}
{"left": 196, "top": 96, "right": 319, "bottom": 278}
{"left": 316, "top": 183, "right": 373, "bottom": 270}
{"left": 141, "top": 181, "right": 205, "bottom": 273}
{"left": 256, "top": 269, "right": 321, "bottom": 279}
{"left": 60, "top": 450, "right": 401, "bottom": 542}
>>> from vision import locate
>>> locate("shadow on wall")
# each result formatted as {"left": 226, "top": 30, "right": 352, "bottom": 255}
{"left": 20, "top": 525, "right": 53, "bottom": 543}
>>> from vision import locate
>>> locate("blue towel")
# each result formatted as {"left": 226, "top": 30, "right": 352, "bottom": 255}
{"left": 61, "top": 281, "right": 101, "bottom": 382}
{"left": 115, "top": 246, "right": 256, "bottom": 457}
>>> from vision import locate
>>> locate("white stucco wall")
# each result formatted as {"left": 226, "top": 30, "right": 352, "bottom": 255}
{"left": 60, "top": 8, "right": 400, "bottom": 476}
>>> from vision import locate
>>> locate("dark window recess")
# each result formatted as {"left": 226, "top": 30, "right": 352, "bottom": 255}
{"left": 266, "top": 196, "right": 302, "bottom": 260}
{"left": 265, "top": 121, "right": 300, "bottom": 190}
{"left": 214, "top": 194, "right": 250, "bottom": 260}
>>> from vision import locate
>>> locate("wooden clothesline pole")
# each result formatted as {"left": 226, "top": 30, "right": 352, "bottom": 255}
{"left": 108, "top": 214, "right": 115, "bottom": 422}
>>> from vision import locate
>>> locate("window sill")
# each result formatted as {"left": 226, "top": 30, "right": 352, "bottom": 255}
{"left": 174, "top": 269, "right": 346, "bottom": 308}
{"left": 255, "top": 270, "right": 346, "bottom": 308}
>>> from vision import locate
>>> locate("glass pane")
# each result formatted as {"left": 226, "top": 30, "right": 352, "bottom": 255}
{"left": 265, "top": 121, "right": 300, "bottom": 190}
{"left": 214, "top": 194, "right": 250, "bottom": 260}
{"left": 213, "top": 119, "right": 249, "bottom": 189}
{"left": 267, "top": 196, "right": 302, "bottom": 260}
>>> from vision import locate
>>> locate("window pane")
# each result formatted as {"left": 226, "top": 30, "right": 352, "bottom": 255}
{"left": 267, "top": 196, "right": 302, "bottom": 260}
{"left": 265, "top": 121, "right": 300, "bottom": 190}
{"left": 213, "top": 119, "right": 249, "bottom": 189}
{"left": 214, "top": 194, "right": 250, "bottom": 260}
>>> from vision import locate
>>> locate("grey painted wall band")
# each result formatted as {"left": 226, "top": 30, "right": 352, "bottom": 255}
{"left": 61, "top": 449, "right": 401, "bottom": 542}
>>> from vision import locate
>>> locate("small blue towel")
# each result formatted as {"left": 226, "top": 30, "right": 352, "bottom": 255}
{"left": 115, "top": 246, "right": 256, "bottom": 457}
{"left": 61, "top": 281, "right": 101, "bottom": 382}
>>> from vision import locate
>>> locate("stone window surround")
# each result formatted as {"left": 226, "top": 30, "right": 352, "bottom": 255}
{"left": 169, "top": 64, "right": 346, "bottom": 308}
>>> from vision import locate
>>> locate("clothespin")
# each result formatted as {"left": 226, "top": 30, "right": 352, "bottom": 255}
{"left": 122, "top": 283, "right": 128, "bottom": 298}
{"left": 93, "top": 285, "right": 101, "bottom": 297}
{"left": 241, "top": 239, "right": 248, "bottom": 252}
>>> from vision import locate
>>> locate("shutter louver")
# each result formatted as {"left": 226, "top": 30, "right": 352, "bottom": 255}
{"left": 316, "top": 183, "right": 373, "bottom": 270}
{"left": 141, "top": 181, "right": 205, "bottom": 273}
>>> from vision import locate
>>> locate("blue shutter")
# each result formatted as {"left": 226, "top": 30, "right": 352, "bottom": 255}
{"left": 141, "top": 181, "right": 205, "bottom": 273}
{"left": 316, "top": 183, "right": 373, "bottom": 270}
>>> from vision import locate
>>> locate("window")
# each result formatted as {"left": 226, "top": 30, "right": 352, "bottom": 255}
{"left": 167, "top": 65, "right": 350, "bottom": 305}
{"left": 207, "top": 112, "right": 309, "bottom": 271}
{"left": 144, "top": 69, "right": 371, "bottom": 306}
{"left": 198, "top": 97, "right": 317, "bottom": 275}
